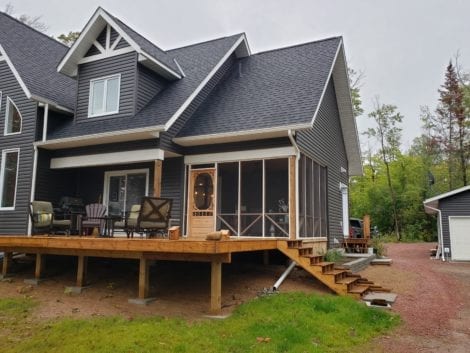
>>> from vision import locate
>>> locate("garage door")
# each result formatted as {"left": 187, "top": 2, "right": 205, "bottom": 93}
{"left": 449, "top": 217, "right": 470, "bottom": 261}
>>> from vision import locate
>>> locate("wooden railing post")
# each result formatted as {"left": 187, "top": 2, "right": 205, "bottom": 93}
{"left": 153, "top": 160, "right": 163, "bottom": 197}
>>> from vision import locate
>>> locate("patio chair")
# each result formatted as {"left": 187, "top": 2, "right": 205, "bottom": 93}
{"left": 81, "top": 203, "right": 106, "bottom": 236}
{"left": 113, "top": 204, "right": 140, "bottom": 238}
{"left": 136, "top": 197, "right": 172, "bottom": 238}
{"left": 30, "top": 201, "right": 71, "bottom": 235}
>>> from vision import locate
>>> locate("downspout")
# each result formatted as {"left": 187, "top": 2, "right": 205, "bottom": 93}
{"left": 288, "top": 130, "right": 300, "bottom": 239}
{"left": 27, "top": 144, "right": 39, "bottom": 236}
{"left": 273, "top": 260, "right": 296, "bottom": 291}
{"left": 424, "top": 204, "right": 445, "bottom": 261}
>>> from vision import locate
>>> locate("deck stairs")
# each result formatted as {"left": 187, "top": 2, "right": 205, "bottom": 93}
{"left": 277, "top": 239, "right": 390, "bottom": 299}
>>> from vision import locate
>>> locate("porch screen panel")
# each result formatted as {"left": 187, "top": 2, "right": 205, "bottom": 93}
{"left": 108, "top": 175, "right": 125, "bottom": 216}
{"left": 217, "top": 162, "right": 239, "bottom": 235}
{"left": 265, "top": 158, "right": 289, "bottom": 237}
{"left": 240, "top": 160, "right": 262, "bottom": 236}
{"left": 126, "top": 173, "right": 147, "bottom": 211}
{"left": 298, "top": 153, "right": 328, "bottom": 237}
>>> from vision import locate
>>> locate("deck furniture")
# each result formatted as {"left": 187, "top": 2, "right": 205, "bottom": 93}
{"left": 136, "top": 197, "right": 172, "bottom": 238}
{"left": 113, "top": 204, "right": 140, "bottom": 238}
{"left": 30, "top": 201, "right": 71, "bottom": 235}
{"left": 81, "top": 203, "right": 106, "bottom": 236}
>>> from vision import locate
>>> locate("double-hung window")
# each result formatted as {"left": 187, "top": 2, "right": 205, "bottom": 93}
{"left": 88, "top": 74, "right": 121, "bottom": 117}
{"left": 4, "top": 96, "right": 22, "bottom": 135}
{"left": 0, "top": 149, "right": 20, "bottom": 209}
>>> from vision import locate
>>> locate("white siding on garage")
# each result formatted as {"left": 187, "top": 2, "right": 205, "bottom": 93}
{"left": 449, "top": 217, "right": 470, "bottom": 261}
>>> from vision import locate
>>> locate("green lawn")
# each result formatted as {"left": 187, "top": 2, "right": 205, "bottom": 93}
{"left": 0, "top": 293, "right": 399, "bottom": 353}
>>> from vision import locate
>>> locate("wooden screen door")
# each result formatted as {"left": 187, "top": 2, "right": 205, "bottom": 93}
{"left": 188, "top": 168, "right": 216, "bottom": 239}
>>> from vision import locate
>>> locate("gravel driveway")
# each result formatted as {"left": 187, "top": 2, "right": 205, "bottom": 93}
{"left": 361, "top": 242, "right": 470, "bottom": 353}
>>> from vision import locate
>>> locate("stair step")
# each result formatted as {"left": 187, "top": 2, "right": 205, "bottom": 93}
{"left": 287, "top": 240, "right": 303, "bottom": 249}
{"left": 300, "top": 254, "right": 324, "bottom": 264}
{"left": 324, "top": 269, "right": 348, "bottom": 277}
{"left": 348, "top": 284, "right": 370, "bottom": 295}
{"left": 312, "top": 262, "right": 335, "bottom": 272}
{"left": 298, "top": 247, "right": 314, "bottom": 256}
{"left": 336, "top": 276, "right": 359, "bottom": 285}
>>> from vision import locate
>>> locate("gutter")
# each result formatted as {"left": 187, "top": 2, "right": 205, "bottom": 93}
{"left": 288, "top": 129, "right": 300, "bottom": 239}
{"left": 273, "top": 261, "right": 297, "bottom": 291}
{"left": 424, "top": 204, "right": 445, "bottom": 261}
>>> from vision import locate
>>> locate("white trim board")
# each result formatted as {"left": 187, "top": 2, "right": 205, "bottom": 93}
{"left": 50, "top": 148, "right": 164, "bottom": 169}
{"left": 184, "top": 147, "right": 296, "bottom": 165}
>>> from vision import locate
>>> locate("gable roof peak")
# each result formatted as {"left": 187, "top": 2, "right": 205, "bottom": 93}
{"left": 58, "top": 6, "right": 183, "bottom": 80}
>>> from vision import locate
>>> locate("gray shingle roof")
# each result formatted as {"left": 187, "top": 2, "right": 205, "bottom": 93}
{"left": 47, "top": 34, "right": 242, "bottom": 139}
{"left": 105, "top": 10, "right": 181, "bottom": 75}
{"left": 0, "top": 12, "right": 76, "bottom": 109}
{"left": 177, "top": 37, "right": 341, "bottom": 138}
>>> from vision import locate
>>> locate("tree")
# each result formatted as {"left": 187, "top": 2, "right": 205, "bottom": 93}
{"left": 349, "top": 68, "right": 364, "bottom": 118}
{"left": 365, "top": 100, "right": 403, "bottom": 240}
{"left": 4, "top": 3, "right": 48, "bottom": 33}
{"left": 57, "top": 31, "right": 81, "bottom": 47}
{"left": 436, "top": 62, "right": 468, "bottom": 187}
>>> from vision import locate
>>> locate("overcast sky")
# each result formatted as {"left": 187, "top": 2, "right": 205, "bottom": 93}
{"left": 3, "top": 0, "right": 470, "bottom": 149}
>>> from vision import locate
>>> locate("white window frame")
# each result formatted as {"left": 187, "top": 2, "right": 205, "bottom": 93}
{"left": 0, "top": 148, "right": 20, "bottom": 210}
{"left": 102, "top": 168, "right": 149, "bottom": 215}
{"left": 4, "top": 97, "right": 22, "bottom": 136}
{"left": 88, "top": 74, "right": 121, "bottom": 118}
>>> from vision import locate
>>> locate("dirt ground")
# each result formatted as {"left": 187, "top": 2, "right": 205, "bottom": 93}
{"left": 1, "top": 243, "right": 469, "bottom": 352}
{"left": 362, "top": 242, "right": 470, "bottom": 353}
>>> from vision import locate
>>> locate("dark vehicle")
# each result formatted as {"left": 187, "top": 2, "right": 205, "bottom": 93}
{"left": 349, "top": 218, "right": 363, "bottom": 238}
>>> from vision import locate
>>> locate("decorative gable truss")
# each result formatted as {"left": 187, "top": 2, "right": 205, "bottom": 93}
{"left": 80, "top": 24, "right": 132, "bottom": 64}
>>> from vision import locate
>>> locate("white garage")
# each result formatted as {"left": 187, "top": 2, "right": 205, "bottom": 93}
{"left": 424, "top": 186, "right": 470, "bottom": 261}
{"left": 449, "top": 217, "right": 470, "bottom": 261}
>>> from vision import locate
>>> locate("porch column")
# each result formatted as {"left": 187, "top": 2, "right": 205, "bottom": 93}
{"left": 153, "top": 160, "right": 163, "bottom": 197}
{"left": 76, "top": 256, "right": 88, "bottom": 287}
{"left": 210, "top": 260, "right": 222, "bottom": 314}
{"left": 1, "top": 252, "right": 12, "bottom": 279}
{"left": 289, "top": 156, "right": 297, "bottom": 239}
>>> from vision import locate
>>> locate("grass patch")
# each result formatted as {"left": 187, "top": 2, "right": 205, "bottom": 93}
{"left": 1, "top": 293, "right": 399, "bottom": 353}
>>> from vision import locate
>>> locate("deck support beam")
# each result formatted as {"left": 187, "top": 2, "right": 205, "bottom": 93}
{"left": 25, "top": 253, "right": 45, "bottom": 285}
{"left": 153, "top": 159, "right": 163, "bottom": 197}
{"left": 76, "top": 256, "right": 88, "bottom": 287}
{"left": 210, "top": 260, "right": 222, "bottom": 314}
{"left": 139, "top": 257, "right": 150, "bottom": 299}
{"left": 1, "top": 252, "right": 12, "bottom": 279}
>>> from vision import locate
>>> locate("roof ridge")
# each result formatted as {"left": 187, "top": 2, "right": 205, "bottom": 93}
{"left": 252, "top": 36, "right": 342, "bottom": 56}
{"left": 0, "top": 10, "right": 68, "bottom": 49}
{"left": 167, "top": 33, "right": 244, "bottom": 52}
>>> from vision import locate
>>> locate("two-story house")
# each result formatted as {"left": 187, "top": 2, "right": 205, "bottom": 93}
{"left": 0, "top": 7, "right": 362, "bottom": 249}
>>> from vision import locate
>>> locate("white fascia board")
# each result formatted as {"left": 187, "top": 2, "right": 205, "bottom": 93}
{"left": 184, "top": 147, "right": 296, "bottom": 165}
{"left": 423, "top": 185, "right": 470, "bottom": 206}
{"left": 51, "top": 148, "right": 165, "bottom": 169}
{"left": 0, "top": 44, "right": 31, "bottom": 99}
{"left": 173, "top": 124, "right": 310, "bottom": 147}
{"left": 138, "top": 52, "right": 182, "bottom": 80}
{"left": 35, "top": 125, "right": 164, "bottom": 150}
{"left": 30, "top": 95, "right": 74, "bottom": 114}
{"left": 164, "top": 35, "right": 248, "bottom": 131}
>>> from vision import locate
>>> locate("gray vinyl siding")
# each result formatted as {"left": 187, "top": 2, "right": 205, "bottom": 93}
{"left": 0, "top": 61, "right": 37, "bottom": 234}
{"left": 115, "top": 38, "right": 130, "bottom": 50}
{"left": 439, "top": 191, "right": 470, "bottom": 258}
{"left": 161, "top": 157, "right": 184, "bottom": 225}
{"left": 75, "top": 51, "right": 137, "bottom": 124}
{"left": 296, "top": 79, "right": 348, "bottom": 248}
{"left": 159, "top": 54, "right": 237, "bottom": 153}
{"left": 136, "top": 65, "right": 167, "bottom": 113}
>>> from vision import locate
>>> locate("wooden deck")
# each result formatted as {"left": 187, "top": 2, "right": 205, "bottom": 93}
{"left": 0, "top": 235, "right": 284, "bottom": 313}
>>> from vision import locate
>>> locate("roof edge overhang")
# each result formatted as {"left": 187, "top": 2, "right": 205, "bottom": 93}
{"left": 163, "top": 34, "right": 250, "bottom": 132}
{"left": 57, "top": 7, "right": 182, "bottom": 80}
{"left": 173, "top": 123, "right": 310, "bottom": 147}
{"left": 35, "top": 125, "right": 165, "bottom": 150}
{"left": 310, "top": 39, "right": 363, "bottom": 177}
{"left": 423, "top": 185, "right": 470, "bottom": 211}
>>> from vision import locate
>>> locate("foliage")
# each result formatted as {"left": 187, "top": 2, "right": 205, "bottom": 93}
{"left": 4, "top": 3, "right": 48, "bottom": 33}
{"left": 370, "top": 237, "right": 387, "bottom": 257}
{"left": 57, "top": 31, "right": 81, "bottom": 47}
{"left": 323, "top": 249, "right": 344, "bottom": 263}
{"left": 349, "top": 68, "right": 364, "bottom": 118}
{"left": 1, "top": 294, "right": 399, "bottom": 353}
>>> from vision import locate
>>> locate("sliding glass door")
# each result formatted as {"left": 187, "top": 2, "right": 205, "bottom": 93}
{"left": 104, "top": 169, "right": 148, "bottom": 216}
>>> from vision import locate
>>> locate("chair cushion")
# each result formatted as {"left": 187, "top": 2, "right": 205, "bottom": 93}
{"left": 35, "top": 213, "right": 53, "bottom": 228}
{"left": 139, "top": 221, "right": 167, "bottom": 229}
{"left": 53, "top": 219, "right": 71, "bottom": 227}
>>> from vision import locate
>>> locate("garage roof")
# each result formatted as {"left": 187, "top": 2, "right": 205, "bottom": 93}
{"left": 423, "top": 185, "right": 470, "bottom": 212}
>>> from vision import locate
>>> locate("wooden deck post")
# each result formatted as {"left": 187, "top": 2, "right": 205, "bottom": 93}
{"left": 138, "top": 257, "right": 150, "bottom": 299}
{"left": 76, "top": 256, "right": 88, "bottom": 287}
{"left": 153, "top": 160, "right": 163, "bottom": 197}
{"left": 289, "top": 156, "right": 297, "bottom": 239}
{"left": 1, "top": 252, "right": 12, "bottom": 278}
{"left": 35, "top": 253, "right": 44, "bottom": 280}
{"left": 210, "top": 260, "right": 222, "bottom": 314}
